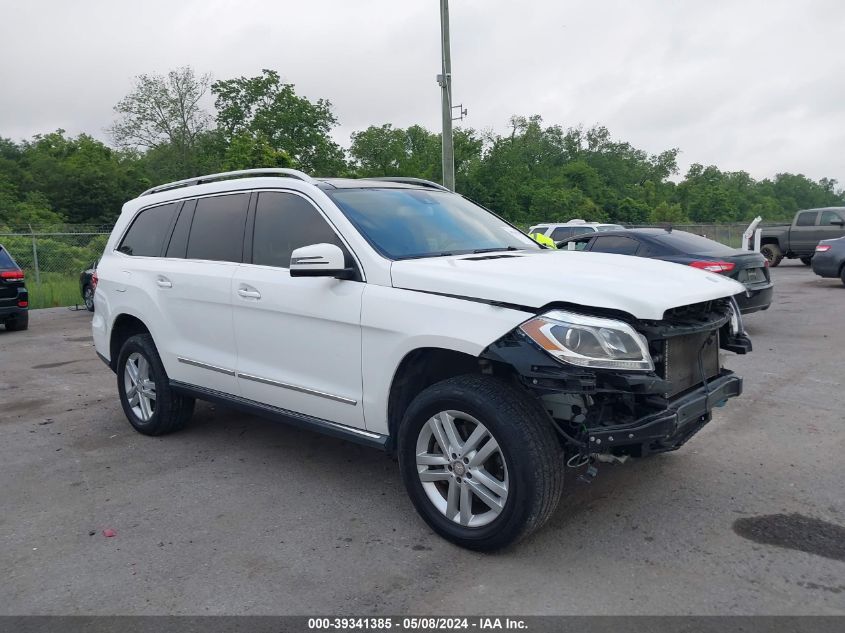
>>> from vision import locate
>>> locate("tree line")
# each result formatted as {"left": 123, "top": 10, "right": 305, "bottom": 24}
{"left": 1, "top": 66, "right": 843, "bottom": 230}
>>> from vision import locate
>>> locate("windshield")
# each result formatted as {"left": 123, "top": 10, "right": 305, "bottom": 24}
{"left": 327, "top": 188, "right": 540, "bottom": 259}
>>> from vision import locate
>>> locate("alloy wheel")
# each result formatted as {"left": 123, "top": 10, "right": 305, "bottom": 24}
{"left": 124, "top": 352, "right": 156, "bottom": 422}
{"left": 415, "top": 410, "right": 509, "bottom": 527}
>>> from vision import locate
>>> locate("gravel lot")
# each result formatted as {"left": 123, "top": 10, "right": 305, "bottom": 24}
{"left": 1, "top": 260, "right": 843, "bottom": 615}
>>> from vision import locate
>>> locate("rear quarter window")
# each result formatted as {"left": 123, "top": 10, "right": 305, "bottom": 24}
{"left": 118, "top": 203, "right": 179, "bottom": 257}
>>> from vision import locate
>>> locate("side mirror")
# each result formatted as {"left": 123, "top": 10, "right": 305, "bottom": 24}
{"left": 290, "top": 243, "right": 355, "bottom": 279}
{"left": 830, "top": 219, "right": 844, "bottom": 226}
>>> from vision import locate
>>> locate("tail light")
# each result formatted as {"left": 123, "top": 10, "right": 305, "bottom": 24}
{"left": 689, "top": 260, "right": 736, "bottom": 274}
{"left": 0, "top": 269, "right": 25, "bottom": 280}
{"left": 816, "top": 244, "right": 831, "bottom": 252}
{"left": 18, "top": 300, "right": 28, "bottom": 308}
{"left": 92, "top": 271, "right": 99, "bottom": 289}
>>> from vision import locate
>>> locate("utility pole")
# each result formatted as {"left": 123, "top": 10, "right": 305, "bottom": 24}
{"left": 438, "top": 0, "right": 455, "bottom": 191}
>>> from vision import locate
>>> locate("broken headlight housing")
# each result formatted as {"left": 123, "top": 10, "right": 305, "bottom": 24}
{"left": 520, "top": 309, "right": 654, "bottom": 371}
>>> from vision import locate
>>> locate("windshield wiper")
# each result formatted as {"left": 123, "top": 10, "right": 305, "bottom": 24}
{"left": 471, "top": 246, "right": 521, "bottom": 254}
{"left": 395, "top": 252, "right": 455, "bottom": 260}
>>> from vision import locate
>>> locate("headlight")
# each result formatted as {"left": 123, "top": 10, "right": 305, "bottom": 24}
{"left": 519, "top": 309, "right": 654, "bottom": 371}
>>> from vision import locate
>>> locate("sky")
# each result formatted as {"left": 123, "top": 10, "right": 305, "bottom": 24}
{"left": 1, "top": 0, "right": 844, "bottom": 183}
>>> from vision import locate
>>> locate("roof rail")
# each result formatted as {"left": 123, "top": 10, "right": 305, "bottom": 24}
{"left": 139, "top": 168, "right": 317, "bottom": 197}
{"left": 368, "top": 177, "right": 451, "bottom": 192}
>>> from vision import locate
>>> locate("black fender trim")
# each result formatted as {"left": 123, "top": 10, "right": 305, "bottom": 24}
{"left": 170, "top": 381, "right": 390, "bottom": 451}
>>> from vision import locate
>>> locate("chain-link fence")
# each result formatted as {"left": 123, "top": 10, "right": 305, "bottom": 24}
{"left": 0, "top": 225, "right": 112, "bottom": 309}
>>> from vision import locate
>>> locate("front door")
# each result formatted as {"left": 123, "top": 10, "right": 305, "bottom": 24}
{"left": 232, "top": 191, "right": 365, "bottom": 429}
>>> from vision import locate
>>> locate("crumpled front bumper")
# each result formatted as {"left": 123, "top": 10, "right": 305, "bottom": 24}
{"left": 585, "top": 371, "right": 743, "bottom": 455}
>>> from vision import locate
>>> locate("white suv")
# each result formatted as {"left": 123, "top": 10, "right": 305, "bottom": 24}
{"left": 529, "top": 220, "right": 626, "bottom": 243}
{"left": 93, "top": 169, "right": 751, "bottom": 550}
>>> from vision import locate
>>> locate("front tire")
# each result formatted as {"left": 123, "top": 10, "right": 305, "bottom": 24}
{"left": 398, "top": 375, "right": 564, "bottom": 551}
{"left": 761, "top": 243, "right": 783, "bottom": 267}
{"left": 116, "top": 333, "right": 194, "bottom": 435}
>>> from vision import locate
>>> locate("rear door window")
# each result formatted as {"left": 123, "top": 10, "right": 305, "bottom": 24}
{"left": 117, "top": 202, "right": 179, "bottom": 257}
{"left": 590, "top": 235, "right": 640, "bottom": 255}
{"left": 186, "top": 194, "right": 249, "bottom": 262}
{"left": 550, "top": 227, "right": 572, "bottom": 241}
{"left": 252, "top": 192, "right": 347, "bottom": 268}
{"left": 796, "top": 211, "right": 818, "bottom": 226}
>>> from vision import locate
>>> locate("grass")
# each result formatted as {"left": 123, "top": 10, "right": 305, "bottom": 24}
{"left": 25, "top": 275, "right": 82, "bottom": 309}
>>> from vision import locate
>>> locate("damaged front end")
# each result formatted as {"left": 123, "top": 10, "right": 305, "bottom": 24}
{"left": 481, "top": 298, "right": 751, "bottom": 458}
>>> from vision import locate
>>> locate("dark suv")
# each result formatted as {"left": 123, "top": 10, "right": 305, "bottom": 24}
{"left": 0, "top": 245, "right": 29, "bottom": 331}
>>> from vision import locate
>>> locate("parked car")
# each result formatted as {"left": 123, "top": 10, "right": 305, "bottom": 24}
{"left": 528, "top": 219, "right": 626, "bottom": 242}
{"left": 93, "top": 169, "right": 751, "bottom": 551}
{"left": 0, "top": 244, "right": 29, "bottom": 331}
{"left": 759, "top": 207, "right": 845, "bottom": 266}
{"left": 79, "top": 260, "right": 98, "bottom": 311}
{"left": 811, "top": 237, "right": 845, "bottom": 285}
{"left": 558, "top": 228, "right": 773, "bottom": 314}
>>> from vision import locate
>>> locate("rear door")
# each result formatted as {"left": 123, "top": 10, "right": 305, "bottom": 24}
{"left": 153, "top": 193, "right": 248, "bottom": 395}
{"left": 790, "top": 210, "right": 819, "bottom": 254}
{"left": 232, "top": 191, "right": 365, "bottom": 429}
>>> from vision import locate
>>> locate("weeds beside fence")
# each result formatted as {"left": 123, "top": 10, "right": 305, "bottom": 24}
{"left": 0, "top": 226, "right": 111, "bottom": 309}
{"left": 2, "top": 222, "right": 754, "bottom": 310}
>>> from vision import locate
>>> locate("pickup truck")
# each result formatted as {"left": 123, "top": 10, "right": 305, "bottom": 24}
{"left": 760, "top": 207, "right": 845, "bottom": 266}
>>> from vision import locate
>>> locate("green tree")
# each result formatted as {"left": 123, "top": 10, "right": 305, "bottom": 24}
{"left": 212, "top": 69, "right": 346, "bottom": 174}
{"left": 110, "top": 66, "right": 212, "bottom": 177}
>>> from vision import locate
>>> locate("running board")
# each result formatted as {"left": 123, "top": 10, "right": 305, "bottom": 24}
{"left": 170, "top": 381, "right": 390, "bottom": 451}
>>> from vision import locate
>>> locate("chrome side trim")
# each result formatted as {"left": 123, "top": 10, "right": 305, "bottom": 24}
{"left": 169, "top": 381, "right": 386, "bottom": 448}
{"left": 177, "top": 357, "right": 236, "bottom": 376}
{"left": 237, "top": 372, "right": 357, "bottom": 406}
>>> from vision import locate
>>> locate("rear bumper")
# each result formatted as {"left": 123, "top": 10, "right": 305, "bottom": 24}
{"left": 735, "top": 284, "right": 773, "bottom": 314}
{"left": 811, "top": 252, "right": 841, "bottom": 278}
{"left": 586, "top": 371, "right": 743, "bottom": 456}
{"left": 0, "top": 305, "right": 27, "bottom": 318}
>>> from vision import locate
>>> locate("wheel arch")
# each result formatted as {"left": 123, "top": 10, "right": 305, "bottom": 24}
{"left": 387, "top": 347, "right": 492, "bottom": 443}
{"left": 109, "top": 313, "right": 153, "bottom": 371}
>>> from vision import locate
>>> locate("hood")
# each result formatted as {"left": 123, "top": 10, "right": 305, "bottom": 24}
{"left": 390, "top": 250, "right": 747, "bottom": 321}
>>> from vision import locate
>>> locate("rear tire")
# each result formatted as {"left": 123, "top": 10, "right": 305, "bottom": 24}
{"left": 840, "top": 265, "right": 845, "bottom": 287}
{"left": 116, "top": 333, "right": 194, "bottom": 435}
{"left": 83, "top": 285, "right": 95, "bottom": 311}
{"left": 397, "top": 375, "right": 564, "bottom": 551}
{"left": 5, "top": 313, "right": 28, "bottom": 331}
{"left": 761, "top": 243, "right": 783, "bottom": 267}
{"left": 800, "top": 256, "right": 812, "bottom": 266}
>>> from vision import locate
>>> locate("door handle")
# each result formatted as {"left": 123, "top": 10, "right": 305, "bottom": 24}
{"left": 238, "top": 288, "right": 261, "bottom": 299}
{"left": 156, "top": 276, "right": 172, "bottom": 288}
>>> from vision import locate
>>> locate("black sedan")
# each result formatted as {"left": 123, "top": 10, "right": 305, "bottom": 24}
{"left": 559, "top": 228, "right": 773, "bottom": 314}
{"left": 811, "top": 237, "right": 845, "bottom": 285}
{"left": 79, "top": 259, "right": 98, "bottom": 312}
{"left": 0, "top": 244, "right": 29, "bottom": 331}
